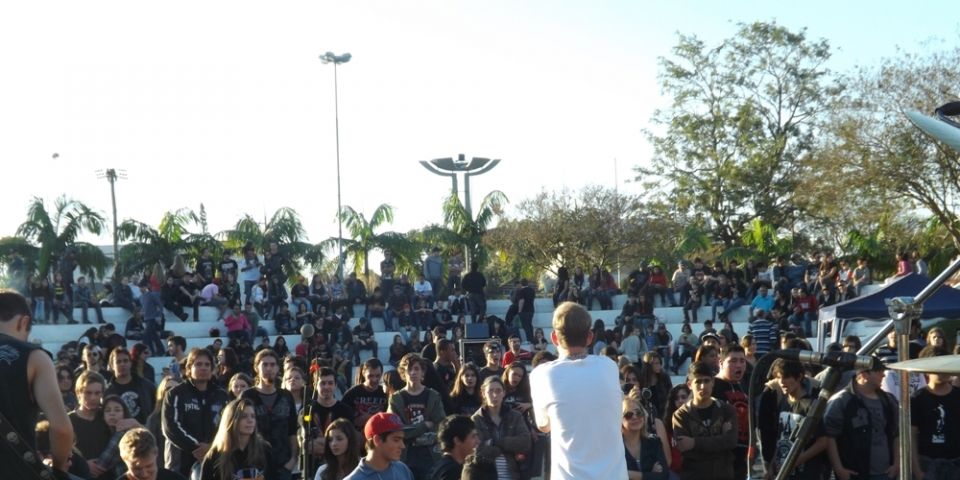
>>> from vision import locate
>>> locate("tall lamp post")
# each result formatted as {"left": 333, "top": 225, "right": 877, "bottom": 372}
{"left": 320, "top": 51, "right": 351, "bottom": 278}
{"left": 96, "top": 168, "right": 126, "bottom": 276}
{"left": 420, "top": 154, "right": 500, "bottom": 266}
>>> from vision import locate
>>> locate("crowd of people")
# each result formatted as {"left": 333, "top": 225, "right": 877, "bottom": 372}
{"left": 1, "top": 241, "right": 959, "bottom": 480}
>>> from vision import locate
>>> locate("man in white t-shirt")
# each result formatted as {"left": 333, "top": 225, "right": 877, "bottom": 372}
{"left": 530, "top": 302, "right": 627, "bottom": 480}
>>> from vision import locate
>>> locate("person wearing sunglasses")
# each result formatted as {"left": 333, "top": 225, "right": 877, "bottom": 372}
{"left": 622, "top": 398, "right": 667, "bottom": 480}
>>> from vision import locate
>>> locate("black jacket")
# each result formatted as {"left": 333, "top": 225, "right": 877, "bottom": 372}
{"left": 161, "top": 380, "right": 229, "bottom": 477}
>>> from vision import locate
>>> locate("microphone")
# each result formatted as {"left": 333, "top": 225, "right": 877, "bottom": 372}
{"left": 300, "top": 324, "right": 315, "bottom": 340}
{"left": 778, "top": 349, "right": 876, "bottom": 371}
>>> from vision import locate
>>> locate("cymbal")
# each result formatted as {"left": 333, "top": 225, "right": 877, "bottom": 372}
{"left": 886, "top": 355, "right": 960, "bottom": 373}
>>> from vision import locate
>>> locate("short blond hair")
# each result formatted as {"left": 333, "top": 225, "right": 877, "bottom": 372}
{"left": 552, "top": 302, "right": 591, "bottom": 348}
{"left": 119, "top": 428, "right": 157, "bottom": 462}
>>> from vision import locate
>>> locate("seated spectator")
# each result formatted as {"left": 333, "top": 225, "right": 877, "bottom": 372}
{"left": 388, "top": 334, "right": 409, "bottom": 369}
{"left": 113, "top": 276, "right": 137, "bottom": 313}
{"left": 198, "top": 278, "right": 229, "bottom": 320}
{"left": 749, "top": 286, "right": 775, "bottom": 320}
{"left": 413, "top": 274, "right": 434, "bottom": 307}
{"left": 251, "top": 277, "right": 268, "bottom": 318}
{"left": 448, "top": 288, "right": 468, "bottom": 317}
{"left": 74, "top": 276, "right": 105, "bottom": 324}
{"left": 328, "top": 276, "right": 349, "bottom": 312}
{"left": 788, "top": 288, "right": 818, "bottom": 338}
{"left": 274, "top": 302, "right": 296, "bottom": 335}
{"left": 290, "top": 276, "right": 311, "bottom": 312}
{"left": 648, "top": 265, "right": 675, "bottom": 307}
{"left": 223, "top": 304, "right": 251, "bottom": 344}
{"left": 366, "top": 287, "right": 387, "bottom": 320}
{"left": 124, "top": 309, "right": 145, "bottom": 340}
{"left": 683, "top": 276, "right": 705, "bottom": 324}
{"left": 351, "top": 317, "right": 378, "bottom": 365}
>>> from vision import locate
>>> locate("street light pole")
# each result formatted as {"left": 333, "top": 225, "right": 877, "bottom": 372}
{"left": 320, "top": 51, "right": 352, "bottom": 279}
{"left": 96, "top": 168, "right": 126, "bottom": 277}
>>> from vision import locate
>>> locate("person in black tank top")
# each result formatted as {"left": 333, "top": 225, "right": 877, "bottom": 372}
{"left": 0, "top": 290, "right": 74, "bottom": 477}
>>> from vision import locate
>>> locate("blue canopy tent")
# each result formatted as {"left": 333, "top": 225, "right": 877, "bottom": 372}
{"left": 819, "top": 273, "right": 960, "bottom": 348}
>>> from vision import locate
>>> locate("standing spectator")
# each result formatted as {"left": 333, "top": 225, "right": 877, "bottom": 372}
{"left": 328, "top": 276, "right": 349, "bottom": 313}
{"left": 478, "top": 340, "right": 504, "bottom": 384}
{"left": 910, "top": 345, "right": 960, "bottom": 479}
{"left": 450, "top": 363, "right": 482, "bottom": 416}
{"left": 345, "top": 272, "right": 367, "bottom": 318}
{"left": 139, "top": 279, "right": 165, "bottom": 355}
{"left": 379, "top": 250, "right": 397, "bottom": 296}
{"left": 516, "top": 278, "right": 536, "bottom": 342}
{"left": 621, "top": 399, "right": 668, "bottom": 480}
{"left": 424, "top": 247, "right": 444, "bottom": 300}
{"left": 501, "top": 334, "right": 531, "bottom": 367}
{"left": 59, "top": 249, "right": 78, "bottom": 298}
{"left": 343, "top": 359, "right": 388, "bottom": 431}
{"left": 757, "top": 358, "right": 828, "bottom": 480}
{"left": 165, "top": 336, "right": 187, "bottom": 382}
{"left": 199, "top": 397, "right": 273, "bottom": 479}
{"left": 432, "top": 415, "right": 479, "bottom": 480}
{"left": 852, "top": 258, "right": 872, "bottom": 296}
{"left": 52, "top": 271, "right": 76, "bottom": 324}
{"left": 530, "top": 302, "right": 626, "bottom": 480}
{"left": 315, "top": 418, "right": 362, "bottom": 480}
{"left": 553, "top": 266, "right": 570, "bottom": 306}
{"left": 913, "top": 251, "right": 929, "bottom": 277}
{"left": 672, "top": 361, "right": 738, "bottom": 480}
{"left": 344, "top": 412, "right": 414, "bottom": 480}
{"left": 710, "top": 345, "right": 750, "bottom": 480}
{"left": 195, "top": 248, "right": 216, "bottom": 285}
{"left": 471, "top": 376, "right": 531, "bottom": 480}
{"left": 824, "top": 356, "right": 900, "bottom": 480}
{"left": 240, "top": 349, "right": 300, "bottom": 479}
{"left": 106, "top": 347, "right": 155, "bottom": 424}
{"left": 747, "top": 309, "right": 778, "bottom": 358}
{"left": 251, "top": 277, "right": 268, "bottom": 318}
{"left": 239, "top": 245, "right": 262, "bottom": 304}
{"left": 0, "top": 290, "right": 74, "bottom": 478}
{"left": 672, "top": 262, "right": 691, "bottom": 307}
{"left": 307, "top": 367, "right": 356, "bottom": 469}
{"left": 117, "top": 428, "right": 186, "bottom": 480}
{"left": 447, "top": 249, "right": 464, "bottom": 294}
{"left": 70, "top": 371, "right": 113, "bottom": 479}
{"left": 462, "top": 262, "right": 487, "bottom": 322}
{"left": 388, "top": 353, "right": 447, "bottom": 480}
{"left": 218, "top": 249, "right": 238, "bottom": 282}
{"left": 161, "top": 348, "right": 229, "bottom": 477}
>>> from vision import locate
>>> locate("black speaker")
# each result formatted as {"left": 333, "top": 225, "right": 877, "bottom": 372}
{"left": 459, "top": 339, "right": 489, "bottom": 366}
{"left": 465, "top": 323, "right": 488, "bottom": 339}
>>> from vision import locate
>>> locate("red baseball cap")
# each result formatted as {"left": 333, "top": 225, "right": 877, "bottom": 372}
{"left": 363, "top": 412, "right": 409, "bottom": 440}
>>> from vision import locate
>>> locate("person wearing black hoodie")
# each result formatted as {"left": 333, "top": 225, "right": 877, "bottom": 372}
{"left": 161, "top": 348, "right": 229, "bottom": 477}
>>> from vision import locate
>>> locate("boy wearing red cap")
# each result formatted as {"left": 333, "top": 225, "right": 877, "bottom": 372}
{"left": 344, "top": 412, "right": 414, "bottom": 480}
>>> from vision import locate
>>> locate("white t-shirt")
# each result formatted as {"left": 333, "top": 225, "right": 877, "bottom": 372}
{"left": 530, "top": 354, "right": 627, "bottom": 480}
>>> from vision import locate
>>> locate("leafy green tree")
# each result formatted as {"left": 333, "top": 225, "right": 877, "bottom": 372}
{"left": 15, "top": 196, "right": 108, "bottom": 279}
{"left": 825, "top": 44, "right": 960, "bottom": 249}
{"left": 117, "top": 208, "right": 209, "bottom": 274}
{"left": 432, "top": 191, "right": 508, "bottom": 269}
{"left": 221, "top": 207, "right": 324, "bottom": 279}
{"left": 637, "top": 21, "right": 841, "bottom": 246}
{"left": 325, "top": 204, "right": 417, "bottom": 278}
{"left": 486, "top": 187, "right": 684, "bottom": 278}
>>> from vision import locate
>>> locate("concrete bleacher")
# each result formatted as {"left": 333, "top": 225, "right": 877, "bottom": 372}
{"left": 31, "top": 283, "right": 889, "bottom": 386}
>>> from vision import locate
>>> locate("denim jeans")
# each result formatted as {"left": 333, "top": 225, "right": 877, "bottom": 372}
{"left": 144, "top": 318, "right": 163, "bottom": 355}
{"left": 788, "top": 312, "right": 817, "bottom": 337}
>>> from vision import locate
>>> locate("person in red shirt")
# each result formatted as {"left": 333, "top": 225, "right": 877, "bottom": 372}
{"left": 501, "top": 334, "right": 532, "bottom": 367}
{"left": 648, "top": 265, "right": 676, "bottom": 307}
{"left": 788, "top": 288, "right": 818, "bottom": 337}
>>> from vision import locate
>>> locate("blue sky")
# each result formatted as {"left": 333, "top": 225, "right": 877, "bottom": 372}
{"left": 0, "top": 0, "right": 956, "bottom": 254}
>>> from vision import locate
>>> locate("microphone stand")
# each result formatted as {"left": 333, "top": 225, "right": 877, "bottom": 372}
{"left": 300, "top": 338, "right": 322, "bottom": 478}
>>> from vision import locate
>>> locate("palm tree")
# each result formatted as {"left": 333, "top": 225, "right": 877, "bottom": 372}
{"left": 221, "top": 207, "right": 324, "bottom": 278}
{"left": 15, "top": 196, "right": 109, "bottom": 279}
{"left": 326, "top": 204, "right": 418, "bottom": 278}
{"left": 431, "top": 191, "right": 508, "bottom": 268}
{"left": 116, "top": 208, "right": 210, "bottom": 275}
